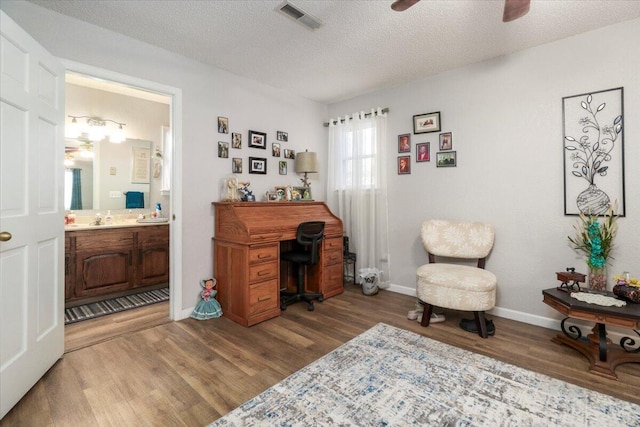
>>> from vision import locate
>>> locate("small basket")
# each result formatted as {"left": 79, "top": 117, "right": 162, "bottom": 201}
{"left": 613, "top": 284, "right": 640, "bottom": 303}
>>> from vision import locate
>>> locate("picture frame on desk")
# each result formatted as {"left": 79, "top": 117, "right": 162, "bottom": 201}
{"left": 292, "top": 186, "right": 312, "bottom": 201}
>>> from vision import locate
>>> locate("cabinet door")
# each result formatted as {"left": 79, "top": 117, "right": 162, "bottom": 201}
{"left": 73, "top": 229, "right": 135, "bottom": 299}
{"left": 137, "top": 226, "right": 170, "bottom": 287}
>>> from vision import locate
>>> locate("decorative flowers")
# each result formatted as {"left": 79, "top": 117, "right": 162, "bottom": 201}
{"left": 568, "top": 203, "right": 617, "bottom": 268}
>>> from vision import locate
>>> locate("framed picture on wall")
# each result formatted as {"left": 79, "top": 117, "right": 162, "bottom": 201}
{"left": 436, "top": 151, "right": 456, "bottom": 167}
{"left": 248, "top": 130, "right": 267, "bottom": 149}
{"left": 398, "top": 155, "right": 411, "bottom": 174}
{"left": 272, "top": 143, "right": 281, "bottom": 157}
{"left": 277, "top": 131, "right": 288, "bottom": 141}
{"left": 218, "top": 141, "right": 229, "bottom": 158}
{"left": 249, "top": 157, "right": 267, "bottom": 174}
{"left": 279, "top": 161, "right": 287, "bottom": 175}
{"left": 232, "top": 157, "right": 242, "bottom": 173}
{"left": 217, "top": 116, "right": 228, "bottom": 134}
{"left": 232, "top": 132, "right": 242, "bottom": 148}
{"left": 416, "top": 142, "right": 430, "bottom": 162}
{"left": 439, "top": 132, "right": 452, "bottom": 150}
{"left": 413, "top": 111, "right": 441, "bottom": 134}
{"left": 398, "top": 134, "right": 410, "bottom": 152}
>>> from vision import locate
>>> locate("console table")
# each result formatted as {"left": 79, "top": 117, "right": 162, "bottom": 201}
{"left": 213, "top": 201, "right": 344, "bottom": 326}
{"left": 542, "top": 288, "right": 640, "bottom": 380}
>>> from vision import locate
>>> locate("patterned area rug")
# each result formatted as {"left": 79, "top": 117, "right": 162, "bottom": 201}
{"left": 210, "top": 323, "right": 639, "bottom": 426}
{"left": 64, "top": 288, "right": 169, "bottom": 324}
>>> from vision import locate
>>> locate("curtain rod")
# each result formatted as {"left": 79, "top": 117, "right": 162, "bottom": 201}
{"left": 323, "top": 108, "right": 389, "bottom": 127}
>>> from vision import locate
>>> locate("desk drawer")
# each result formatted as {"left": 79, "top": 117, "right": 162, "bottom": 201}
{"left": 324, "top": 248, "right": 342, "bottom": 267}
{"left": 249, "top": 245, "right": 278, "bottom": 264}
{"left": 324, "top": 237, "right": 342, "bottom": 251}
{"left": 249, "top": 279, "right": 278, "bottom": 316}
{"left": 249, "top": 261, "right": 278, "bottom": 283}
{"left": 323, "top": 263, "right": 344, "bottom": 297}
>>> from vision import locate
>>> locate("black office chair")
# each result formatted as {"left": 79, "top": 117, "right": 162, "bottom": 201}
{"left": 280, "top": 221, "right": 325, "bottom": 311}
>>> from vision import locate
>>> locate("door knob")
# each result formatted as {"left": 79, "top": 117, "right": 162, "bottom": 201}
{"left": 0, "top": 231, "right": 12, "bottom": 242}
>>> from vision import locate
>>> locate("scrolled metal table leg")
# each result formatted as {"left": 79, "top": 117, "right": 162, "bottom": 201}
{"left": 597, "top": 323, "right": 607, "bottom": 362}
{"left": 560, "top": 317, "right": 582, "bottom": 339}
{"left": 620, "top": 330, "right": 640, "bottom": 354}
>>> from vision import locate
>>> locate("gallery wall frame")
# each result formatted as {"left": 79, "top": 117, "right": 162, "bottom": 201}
{"left": 218, "top": 141, "right": 229, "bottom": 158}
{"left": 248, "top": 156, "right": 267, "bottom": 174}
{"left": 563, "top": 87, "right": 625, "bottom": 216}
{"left": 249, "top": 130, "right": 267, "bottom": 149}
{"left": 416, "top": 142, "right": 430, "bottom": 162}
{"left": 398, "top": 155, "right": 411, "bottom": 174}
{"left": 436, "top": 151, "right": 456, "bottom": 167}
{"left": 413, "top": 111, "right": 441, "bottom": 134}
{"left": 439, "top": 132, "right": 452, "bottom": 151}
{"left": 232, "top": 132, "right": 242, "bottom": 148}
{"left": 232, "top": 157, "right": 242, "bottom": 173}
{"left": 398, "top": 134, "right": 410, "bottom": 152}
{"left": 217, "top": 116, "right": 228, "bottom": 134}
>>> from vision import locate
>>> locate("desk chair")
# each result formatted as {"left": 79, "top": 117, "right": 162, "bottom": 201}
{"left": 280, "top": 221, "right": 325, "bottom": 311}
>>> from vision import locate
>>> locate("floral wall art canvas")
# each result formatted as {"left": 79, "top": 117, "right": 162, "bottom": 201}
{"left": 563, "top": 87, "right": 625, "bottom": 216}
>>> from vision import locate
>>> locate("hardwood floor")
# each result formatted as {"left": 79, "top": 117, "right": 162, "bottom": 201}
{"left": 3, "top": 286, "right": 639, "bottom": 426}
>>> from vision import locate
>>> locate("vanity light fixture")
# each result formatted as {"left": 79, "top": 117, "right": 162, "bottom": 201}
{"left": 66, "top": 115, "right": 127, "bottom": 143}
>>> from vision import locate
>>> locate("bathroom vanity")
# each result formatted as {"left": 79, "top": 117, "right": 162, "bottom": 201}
{"left": 65, "top": 223, "right": 169, "bottom": 306}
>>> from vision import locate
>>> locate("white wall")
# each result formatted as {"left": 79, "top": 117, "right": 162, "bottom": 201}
{"left": 2, "top": 1, "right": 329, "bottom": 313}
{"left": 328, "top": 18, "right": 640, "bottom": 326}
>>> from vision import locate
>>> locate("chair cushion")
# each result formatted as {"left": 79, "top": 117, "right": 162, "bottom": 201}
{"left": 416, "top": 263, "right": 497, "bottom": 311}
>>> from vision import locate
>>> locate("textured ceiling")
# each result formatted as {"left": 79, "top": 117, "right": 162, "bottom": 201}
{"left": 29, "top": 0, "right": 640, "bottom": 104}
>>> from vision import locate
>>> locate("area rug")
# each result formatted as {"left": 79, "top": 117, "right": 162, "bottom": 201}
{"left": 64, "top": 287, "right": 169, "bottom": 325}
{"left": 210, "top": 323, "right": 639, "bottom": 426}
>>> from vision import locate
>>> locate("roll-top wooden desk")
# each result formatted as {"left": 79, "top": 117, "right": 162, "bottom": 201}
{"left": 213, "top": 201, "right": 344, "bottom": 326}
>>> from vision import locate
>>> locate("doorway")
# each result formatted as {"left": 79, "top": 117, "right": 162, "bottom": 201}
{"left": 62, "top": 61, "right": 183, "bottom": 350}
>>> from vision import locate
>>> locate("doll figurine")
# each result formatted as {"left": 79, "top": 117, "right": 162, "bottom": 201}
{"left": 190, "top": 278, "right": 222, "bottom": 320}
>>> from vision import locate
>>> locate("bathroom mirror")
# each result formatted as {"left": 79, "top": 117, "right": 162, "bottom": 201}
{"left": 65, "top": 138, "right": 151, "bottom": 211}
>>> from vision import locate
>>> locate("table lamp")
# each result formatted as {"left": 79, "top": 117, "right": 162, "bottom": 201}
{"left": 295, "top": 149, "right": 317, "bottom": 188}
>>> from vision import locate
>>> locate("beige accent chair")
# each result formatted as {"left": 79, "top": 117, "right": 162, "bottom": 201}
{"left": 416, "top": 219, "right": 497, "bottom": 338}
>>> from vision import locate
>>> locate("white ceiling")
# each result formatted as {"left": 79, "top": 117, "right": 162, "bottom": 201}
{"left": 29, "top": 0, "right": 640, "bottom": 104}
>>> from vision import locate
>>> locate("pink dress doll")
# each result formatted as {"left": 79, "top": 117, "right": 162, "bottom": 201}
{"left": 190, "top": 278, "right": 222, "bottom": 320}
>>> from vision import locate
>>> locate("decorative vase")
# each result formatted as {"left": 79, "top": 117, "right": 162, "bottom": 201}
{"left": 576, "top": 184, "right": 610, "bottom": 215}
{"left": 588, "top": 265, "right": 608, "bottom": 292}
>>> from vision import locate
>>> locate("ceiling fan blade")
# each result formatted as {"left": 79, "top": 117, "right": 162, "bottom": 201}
{"left": 391, "top": 0, "right": 420, "bottom": 12}
{"left": 503, "top": 0, "right": 530, "bottom": 22}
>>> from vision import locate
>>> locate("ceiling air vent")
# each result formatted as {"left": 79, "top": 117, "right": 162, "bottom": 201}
{"left": 277, "top": 1, "right": 322, "bottom": 30}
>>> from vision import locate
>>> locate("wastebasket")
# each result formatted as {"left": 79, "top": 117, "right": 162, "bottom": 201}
{"left": 359, "top": 268, "right": 381, "bottom": 296}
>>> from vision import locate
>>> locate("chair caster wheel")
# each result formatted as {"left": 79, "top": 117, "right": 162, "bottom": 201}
{"left": 318, "top": 296, "right": 324, "bottom": 302}
{"left": 307, "top": 303, "right": 315, "bottom": 311}
{"left": 280, "top": 304, "right": 287, "bottom": 311}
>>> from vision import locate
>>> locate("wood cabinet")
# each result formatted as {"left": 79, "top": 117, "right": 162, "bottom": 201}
{"left": 213, "top": 202, "right": 344, "bottom": 327}
{"left": 65, "top": 225, "right": 169, "bottom": 305}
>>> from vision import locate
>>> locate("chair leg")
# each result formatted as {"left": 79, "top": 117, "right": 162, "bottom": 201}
{"left": 420, "top": 303, "right": 434, "bottom": 327}
{"left": 473, "top": 311, "right": 488, "bottom": 338}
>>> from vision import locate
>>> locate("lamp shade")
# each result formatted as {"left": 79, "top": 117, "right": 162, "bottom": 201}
{"left": 295, "top": 151, "right": 318, "bottom": 173}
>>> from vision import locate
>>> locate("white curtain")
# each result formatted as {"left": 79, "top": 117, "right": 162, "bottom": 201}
{"left": 326, "top": 108, "right": 390, "bottom": 287}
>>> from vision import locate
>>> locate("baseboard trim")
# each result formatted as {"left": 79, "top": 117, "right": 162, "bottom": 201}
{"left": 386, "top": 283, "right": 632, "bottom": 342}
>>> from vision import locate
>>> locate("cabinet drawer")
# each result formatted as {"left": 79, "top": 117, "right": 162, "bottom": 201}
{"left": 249, "top": 261, "right": 278, "bottom": 283}
{"left": 249, "top": 245, "right": 278, "bottom": 264}
{"left": 324, "top": 237, "right": 342, "bottom": 251}
{"left": 249, "top": 279, "right": 279, "bottom": 316}
{"left": 74, "top": 229, "right": 134, "bottom": 251}
{"left": 138, "top": 225, "right": 169, "bottom": 247}
{"left": 324, "top": 248, "right": 342, "bottom": 267}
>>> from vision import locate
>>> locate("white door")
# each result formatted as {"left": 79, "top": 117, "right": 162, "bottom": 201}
{"left": 0, "top": 10, "right": 65, "bottom": 419}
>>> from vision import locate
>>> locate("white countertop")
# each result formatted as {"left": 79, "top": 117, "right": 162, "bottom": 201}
{"left": 65, "top": 219, "right": 169, "bottom": 231}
